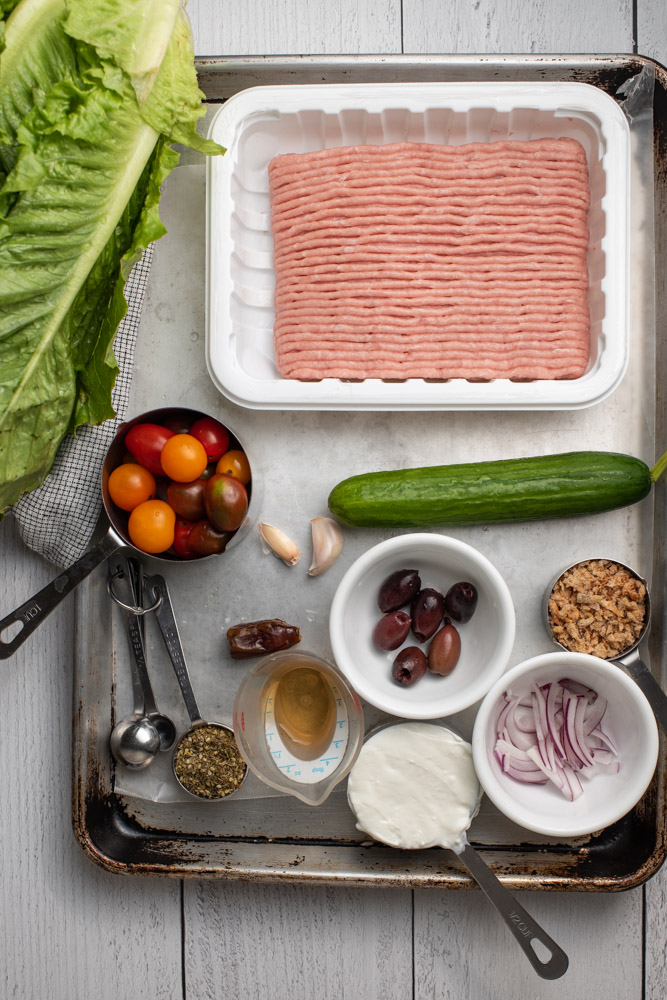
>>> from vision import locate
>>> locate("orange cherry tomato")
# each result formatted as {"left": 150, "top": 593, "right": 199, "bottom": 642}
{"left": 215, "top": 449, "right": 251, "bottom": 485}
{"left": 108, "top": 463, "right": 156, "bottom": 512}
{"left": 160, "top": 434, "right": 208, "bottom": 482}
{"left": 128, "top": 500, "right": 176, "bottom": 554}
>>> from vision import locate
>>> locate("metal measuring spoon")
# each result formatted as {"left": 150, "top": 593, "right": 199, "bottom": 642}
{"left": 348, "top": 723, "right": 568, "bottom": 980}
{"left": 544, "top": 558, "right": 667, "bottom": 733}
{"left": 108, "top": 553, "right": 176, "bottom": 767}
{"left": 145, "top": 573, "right": 247, "bottom": 798}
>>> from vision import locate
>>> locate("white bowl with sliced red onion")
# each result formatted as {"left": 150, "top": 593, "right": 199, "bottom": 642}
{"left": 471, "top": 652, "right": 659, "bottom": 837}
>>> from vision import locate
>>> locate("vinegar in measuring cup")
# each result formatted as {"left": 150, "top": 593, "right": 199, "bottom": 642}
{"left": 271, "top": 663, "right": 337, "bottom": 761}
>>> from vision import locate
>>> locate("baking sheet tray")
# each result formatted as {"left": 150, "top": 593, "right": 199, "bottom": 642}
{"left": 72, "top": 54, "right": 666, "bottom": 888}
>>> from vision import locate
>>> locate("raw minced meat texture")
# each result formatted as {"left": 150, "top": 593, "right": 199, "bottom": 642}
{"left": 268, "top": 138, "right": 591, "bottom": 381}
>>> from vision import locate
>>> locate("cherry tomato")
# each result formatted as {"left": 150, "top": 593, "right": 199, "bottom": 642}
{"left": 108, "top": 463, "right": 156, "bottom": 511}
{"left": 205, "top": 473, "right": 248, "bottom": 532}
{"left": 161, "top": 414, "right": 192, "bottom": 434}
{"left": 189, "top": 417, "right": 230, "bottom": 463}
{"left": 125, "top": 423, "right": 174, "bottom": 476}
{"left": 160, "top": 434, "right": 208, "bottom": 482}
{"left": 128, "top": 500, "right": 176, "bottom": 554}
{"left": 188, "top": 519, "right": 231, "bottom": 556}
{"left": 166, "top": 479, "right": 207, "bottom": 520}
{"left": 172, "top": 517, "right": 198, "bottom": 559}
{"left": 215, "top": 449, "right": 251, "bottom": 485}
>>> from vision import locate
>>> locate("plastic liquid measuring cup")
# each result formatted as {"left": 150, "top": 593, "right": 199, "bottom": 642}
{"left": 347, "top": 722, "right": 569, "bottom": 981}
{"left": 233, "top": 650, "right": 364, "bottom": 806}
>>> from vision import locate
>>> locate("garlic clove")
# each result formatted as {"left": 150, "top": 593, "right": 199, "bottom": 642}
{"left": 258, "top": 522, "right": 300, "bottom": 566}
{"left": 309, "top": 517, "right": 343, "bottom": 577}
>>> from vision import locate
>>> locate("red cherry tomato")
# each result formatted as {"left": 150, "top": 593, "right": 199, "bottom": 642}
{"left": 125, "top": 423, "right": 174, "bottom": 476}
{"left": 128, "top": 500, "right": 175, "bottom": 554}
{"left": 215, "top": 449, "right": 251, "bottom": 485}
{"left": 172, "top": 517, "right": 198, "bottom": 559}
{"left": 189, "top": 417, "right": 230, "bottom": 463}
{"left": 205, "top": 473, "right": 248, "bottom": 532}
{"left": 160, "top": 434, "right": 208, "bottom": 482}
{"left": 108, "top": 463, "right": 156, "bottom": 511}
{"left": 166, "top": 479, "right": 207, "bottom": 520}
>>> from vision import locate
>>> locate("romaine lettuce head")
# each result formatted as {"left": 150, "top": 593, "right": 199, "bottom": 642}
{"left": 0, "top": 0, "right": 222, "bottom": 512}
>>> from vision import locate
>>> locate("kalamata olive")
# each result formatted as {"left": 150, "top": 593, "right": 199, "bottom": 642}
{"left": 392, "top": 647, "right": 427, "bottom": 686}
{"left": 428, "top": 624, "right": 461, "bottom": 676}
{"left": 378, "top": 568, "right": 421, "bottom": 613}
{"left": 411, "top": 587, "right": 445, "bottom": 642}
{"left": 372, "top": 611, "right": 412, "bottom": 651}
{"left": 444, "top": 581, "right": 478, "bottom": 624}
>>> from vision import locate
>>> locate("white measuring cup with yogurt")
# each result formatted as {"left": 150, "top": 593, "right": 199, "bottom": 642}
{"left": 347, "top": 721, "right": 569, "bottom": 980}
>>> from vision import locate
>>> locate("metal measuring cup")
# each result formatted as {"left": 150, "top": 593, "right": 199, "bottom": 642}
{"left": 347, "top": 722, "right": 568, "bottom": 980}
{"left": 544, "top": 558, "right": 667, "bottom": 733}
{"left": 144, "top": 573, "right": 248, "bottom": 800}
{"left": 0, "top": 406, "right": 258, "bottom": 659}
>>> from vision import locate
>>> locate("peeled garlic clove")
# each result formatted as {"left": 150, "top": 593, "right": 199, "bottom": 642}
{"left": 258, "top": 522, "right": 300, "bottom": 566}
{"left": 309, "top": 517, "right": 343, "bottom": 577}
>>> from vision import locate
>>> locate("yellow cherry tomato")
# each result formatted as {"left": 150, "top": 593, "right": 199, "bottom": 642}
{"left": 215, "top": 449, "right": 251, "bottom": 485}
{"left": 160, "top": 433, "right": 208, "bottom": 482}
{"left": 108, "top": 463, "right": 156, "bottom": 512}
{"left": 128, "top": 500, "right": 176, "bottom": 554}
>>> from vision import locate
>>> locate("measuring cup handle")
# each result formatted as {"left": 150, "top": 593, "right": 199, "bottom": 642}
{"left": 457, "top": 842, "right": 569, "bottom": 980}
{"left": 146, "top": 575, "right": 203, "bottom": 725}
{"left": 0, "top": 533, "right": 119, "bottom": 659}
{"left": 108, "top": 553, "right": 159, "bottom": 716}
{"left": 621, "top": 654, "right": 667, "bottom": 733}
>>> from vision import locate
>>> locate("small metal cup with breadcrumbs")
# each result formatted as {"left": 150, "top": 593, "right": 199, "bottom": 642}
{"left": 544, "top": 558, "right": 667, "bottom": 734}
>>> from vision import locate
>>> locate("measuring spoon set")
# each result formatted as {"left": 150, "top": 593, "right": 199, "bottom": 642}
{"left": 107, "top": 550, "right": 224, "bottom": 785}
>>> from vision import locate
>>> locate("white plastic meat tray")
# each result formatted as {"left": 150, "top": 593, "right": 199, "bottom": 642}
{"left": 205, "top": 82, "right": 630, "bottom": 411}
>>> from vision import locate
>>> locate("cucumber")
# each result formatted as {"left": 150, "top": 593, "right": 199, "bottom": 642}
{"left": 328, "top": 450, "right": 667, "bottom": 528}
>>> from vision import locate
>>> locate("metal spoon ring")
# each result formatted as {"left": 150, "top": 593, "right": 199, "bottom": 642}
{"left": 107, "top": 569, "right": 162, "bottom": 616}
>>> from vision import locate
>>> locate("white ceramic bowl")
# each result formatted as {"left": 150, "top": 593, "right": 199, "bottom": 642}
{"left": 329, "top": 533, "right": 515, "bottom": 719}
{"left": 472, "top": 652, "right": 659, "bottom": 837}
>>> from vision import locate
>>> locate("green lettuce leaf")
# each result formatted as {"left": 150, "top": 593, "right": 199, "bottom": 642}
{"left": 0, "top": 0, "right": 221, "bottom": 512}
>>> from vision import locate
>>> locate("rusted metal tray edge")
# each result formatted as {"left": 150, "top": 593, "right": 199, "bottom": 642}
{"left": 72, "top": 52, "right": 667, "bottom": 888}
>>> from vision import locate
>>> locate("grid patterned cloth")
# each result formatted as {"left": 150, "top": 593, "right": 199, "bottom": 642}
{"left": 11, "top": 247, "right": 154, "bottom": 567}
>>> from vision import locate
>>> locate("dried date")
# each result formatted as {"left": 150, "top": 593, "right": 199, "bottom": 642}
{"left": 227, "top": 619, "right": 301, "bottom": 659}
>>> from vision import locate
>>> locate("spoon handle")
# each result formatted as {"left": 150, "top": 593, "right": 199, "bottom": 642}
{"left": 456, "top": 841, "right": 569, "bottom": 980}
{"left": 146, "top": 575, "right": 203, "bottom": 726}
{"left": 620, "top": 653, "right": 667, "bottom": 732}
{"left": 108, "top": 553, "right": 159, "bottom": 717}
{"left": 0, "top": 531, "right": 119, "bottom": 659}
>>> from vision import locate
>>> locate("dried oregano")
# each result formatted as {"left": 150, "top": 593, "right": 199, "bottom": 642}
{"left": 174, "top": 725, "right": 247, "bottom": 799}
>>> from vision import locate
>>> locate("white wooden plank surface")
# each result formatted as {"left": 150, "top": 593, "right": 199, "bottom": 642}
{"left": 0, "top": 516, "right": 183, "bottom": 1000}
{"left": 1, "top": 1, "right": 666, "bottom": 998}
{"left": 401, "top": 0, "right": 633, "bottom": 53}
{"left": 187, "top": 0, "right": 401, "bottom": 55}
{"left": 184, "top": 882, "right": 413, "bottom": 999}
{"left": 636, "top": 9, "right": 667, "bottom": 997}
{"left": 414, "top": 890, "right": 641, "bottom": 1000}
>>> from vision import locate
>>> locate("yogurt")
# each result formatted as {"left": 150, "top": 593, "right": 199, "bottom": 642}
{"left": 347, "top": 722, "right": 480, "bottom": 850}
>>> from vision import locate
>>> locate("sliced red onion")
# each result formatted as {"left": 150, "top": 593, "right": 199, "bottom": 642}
{"left": 494, "top": 678, "right": 619, "bottom": 801}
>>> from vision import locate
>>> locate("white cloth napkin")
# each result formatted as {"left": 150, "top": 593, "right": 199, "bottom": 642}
{"left": 11, "top": 247, "right": 153, "bottom": 567}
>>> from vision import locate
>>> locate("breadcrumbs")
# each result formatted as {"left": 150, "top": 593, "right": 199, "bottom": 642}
{"left": 548, "top": 559, "right": 646, "bottom": 658}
